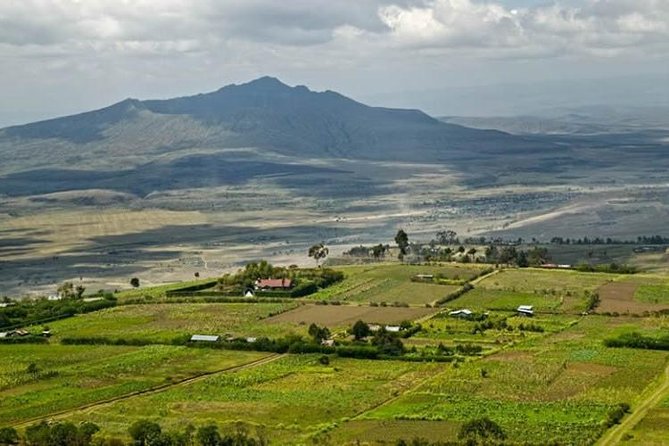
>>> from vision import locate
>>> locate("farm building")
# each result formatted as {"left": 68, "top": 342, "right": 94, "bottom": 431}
{"left": 449, "top": 309, "right": 473, "bottom": 318}
{"left": 517, "top": 305, "right": 534, "bottom": 317}
{"left": 190, "top": 334, "right": 220, "bottom": 342}
{"left": 385, "top": 326, "right": 401, "bottom": 333}
{"left": 255, "top": 278, "right": 293, "bottom": 290}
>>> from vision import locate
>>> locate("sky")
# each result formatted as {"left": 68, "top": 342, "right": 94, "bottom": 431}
{"left": 1, "top": 0, "right": 668, "bottom": 126}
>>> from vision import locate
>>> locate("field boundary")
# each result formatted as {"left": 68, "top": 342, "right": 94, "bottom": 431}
{"left": 8, "top": 353, "right": 285, "bottom": 429}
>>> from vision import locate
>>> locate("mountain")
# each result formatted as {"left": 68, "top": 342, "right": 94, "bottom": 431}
{"left": 441, "top": 106, "right": 669, "bottom": 135}
{"left": 0, "top": 77, "right": 542, "bottom": 164}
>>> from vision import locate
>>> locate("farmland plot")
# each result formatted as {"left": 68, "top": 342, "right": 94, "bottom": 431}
{"left": 57, "top": 355, "right": 444, "bottom": 444}
{"left": 264, "top": 304, "right": 436, "bottom": 328}
{"left": 311, "top": 263, "right": 483, "bottom": 305}
{"left": 351, "top": 315, "right": 668, "bottom": 445}
{"left": 44, "top": 303, "right": 303, "bottom": 343}
{"left": 0, "top": 344, "right": 267, "bottom": 426}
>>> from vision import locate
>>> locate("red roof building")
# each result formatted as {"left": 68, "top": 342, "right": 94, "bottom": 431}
{"left": 255, "top": 278, "right": 293, "bottom": 289}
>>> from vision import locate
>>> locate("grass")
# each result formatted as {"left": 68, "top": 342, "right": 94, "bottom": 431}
{"left": 0, "top": 344, "right": 267, "bottom": 426}
{"left": 311, "top": 263, "right": 484, "bottom": 305}
{"left": 448, "top": 288, "right": 568, "bottom": 312}
{"left": 264, "top": 304, "right": 436, "bottom": 328}
{"left": 3, "top": 264, "right": 669, "bottom": 445}
{"left": 477, "top": 268, "right": 617, "bottom": 294}
{"left": 41, "top": 303, "right": 304, "bottom": 343}
{"left": 635, "top": 284, "right": 669, "bottom": 304}
{"left": 358, "top": 314, "right": 669, "bottom": 445}
{"left": 57, "top": 355, "right": 444, "bottom": 444}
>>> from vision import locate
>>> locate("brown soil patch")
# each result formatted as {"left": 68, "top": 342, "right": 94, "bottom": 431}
{"left": 597, "top": 282, "right": 669, "bottom": 314}
{"left": 263, "top": 304, "right": 436, "bottom": 327}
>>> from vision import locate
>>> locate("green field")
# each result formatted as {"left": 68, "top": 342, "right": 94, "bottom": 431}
{"left": 635, "top": 283, "right": 669, "bottom": 304}
{"left": 58, "top": 355, "right": 443, "bottom": 444}
{"left": 42, "top": 303, "right": 303, "bottom": 343}
{"left": 3, "top": 264, "right": 669, "bottom": 446}
{"left": 353, "top": 316, "right": 668, "bottom": 446}
{"left": 477, "top": 268, "right": 616, "bottom": 294}
{"left": 311, "top": 263, "right": 484, "bottom": 305}
{"left": 0, "top": 344, "right": 267, "bottom": 426}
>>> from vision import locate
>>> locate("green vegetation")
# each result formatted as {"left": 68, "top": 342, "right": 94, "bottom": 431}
{"left": 635, "top": 283, "right": 669, "bottom": 304}
{"left": 0, "top": 295, "right": 116, "bottom": 331}
{"left": 44, "top": 303, "right": 302, "bottom": 343}
{"left": 2, "top": 263, "right": 668, "bottom": 446}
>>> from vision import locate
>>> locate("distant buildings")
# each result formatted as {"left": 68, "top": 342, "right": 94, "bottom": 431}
{"left": 517, "top": 305, "right": 534, "bottom": 317}
{"left": 190, "top": 334, "right": 220, "bottom": 342}
{"left": 449, "top": 309, "right": 473, "bottom": 318}
{"left": 255, "top": 278, "right": 293, "bottom": 290}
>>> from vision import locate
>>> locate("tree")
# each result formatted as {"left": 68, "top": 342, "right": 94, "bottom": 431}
{"left": 527, "top": 246, "right": 550, "bottom": 266}
{"left": 75, "top": 285, "right": 86, "bottom": 298}
{"left": 49, "top": 422, "right": 79, "bottom": 446}
{"left": 130, "top": 277, "right": 140, "bottom": 288}
{"left": 0, "top": 428, "right": 19, "bottom": 446}
{"left": 395, "top": 229, "right": 409, "bottom": 261}
{"left": 308, "top": 243, "right": 329, "bottom": 267}
{"left": 458, "top": 417, "right": 506, "bottom": 444}
{"left": 25, "top": 421, "right": 51, "bottom": 446}
{"left": 436, "top": 230, "right": 457, "bottom": 245}
{"left": 351, "top": 320, "right": 371, "bottom": 340}
{"left": 371, "top": 244, "right": 387, "bottom": 260}
{"left": 196, "top": 424, "right": 221, "bottom": 446}
{"left": 371, "top": 328, "right": 405, "bottom": 356}
{"left": 308, "top": 323, "right": 330, "bottom": 343}
{"left": 129, "top": 420, "right": 162, "bottom": 446}
{"left": 57, "top": 281, "right": 75, "bottom": 298}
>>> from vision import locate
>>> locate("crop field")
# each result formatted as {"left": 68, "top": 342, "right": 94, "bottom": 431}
{"left": 264, "top": 303, "right": 436, "bottom": 327}
{"left": 477, "top": 268, "right": 616, "bottom": 294}
{"left": 626, "top": 394, "right": 669, "bottom": 445}
{"left": 351, "top": 315, "right": 669, "bottom": 445}
{"left": 56, "top": 355, "right": 444, "bottom": 444}
{"left": 596, "top": 275, "right": 669, "bottom": 314}
{"left": 0, "top": 344, "right": 267, "bottom": 426}
{"left": 42, "top": 303, "right": 303, "bottom": 342}
{"left": 447, "top": 287, "right": 579, "bottom": 312}
{"left": 408, "top": 311, "right": 578, "bottom": 349}
{"left": 311, "top": 263, "right": 483, "bottom": 305}
{"left": 3, "top": 264, "right": 669, "bottom": 445}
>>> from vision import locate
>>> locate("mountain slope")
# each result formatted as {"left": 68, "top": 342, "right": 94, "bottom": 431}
{"left": 0, "top": 77, "right": 542, "bottom": 164}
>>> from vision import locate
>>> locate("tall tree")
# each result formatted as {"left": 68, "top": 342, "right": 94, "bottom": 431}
{"left": 308, "top": 243, "right": 329, "bottom": 267}
{"left": 394, "top": 229, "right": 409, "bottom": 261}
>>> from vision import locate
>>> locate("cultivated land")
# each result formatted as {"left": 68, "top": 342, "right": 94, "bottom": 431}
{"left": 2, "top": 263, "right": 669, "bottom": 446}
{"left": 43, "top": 303, "right": 305, "bottom": 342}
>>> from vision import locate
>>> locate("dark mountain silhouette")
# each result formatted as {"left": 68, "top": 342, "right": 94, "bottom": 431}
{"left": 0, "top": 76, "right": 554, "bottom": 198}
{"left": 1, "top": 76, "right": 543, "bottom": 160}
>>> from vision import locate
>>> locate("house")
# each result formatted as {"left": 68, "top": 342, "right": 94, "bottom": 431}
{"left": 41, "top": 329, "right": 52, "bottom": 338}
{"left": 47, "top": 295, "right": 62, "bottom": 301}
{"left": 385, "top": 325, "right": 401, "bottom": 333}
{"left": 0, "top": 302, "right": 15, "bottom": 308}
{"left": 321, "top": 339, "right": 335, "bottom": 347}
{"left": 246, "top": 337, "right": 257, "bottom": 343}
{"left": 368, "top": 324, "right": 381, "bottom": 332}
{"left": 190, "top": 334, "right": 220, "bottom": 342}
{"left": 255, "top": 278, "right": 293, "bottom": 290}
{"left": 83, "top": 297, "right": 104, "bottom": 303}
{"left": 517, "top": 305, "right": 534, "bottom": 317}
{"left": 0, "top": 332, "right": 8, "bottom": 339}
{"left": 449, "top": 309, "right": 473, "bottom": 318}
